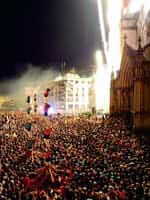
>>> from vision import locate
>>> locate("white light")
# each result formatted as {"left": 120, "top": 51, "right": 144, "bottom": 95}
{"left": 38, "top": 105, "right": 44, "bottom": 115}
{"left": 128, "top": 0, "right": 143, "bottom": 14}
{"left": 107, "top": 0, "right": 122, "bottom": 71}
{"left": 55, "top": 75, "right": 63, "bottom": 81}
{"left": 96, "top": 50, "right": 103, "bottom": 67}
{"left": 95, "top": 1, "right": 122, "bottom": 114}
{"left": 48, "top": 107, "right": 56, "bottom": 115}
{"left": 123, "top": 0, "right": 150, "bottom": 16}
{"left": 95, "top": 50, "right": 110, "bottom": 113}
{"left": 142, "top": 0, "right": 150, "bottom": 21}
{"left": 97, "top": 0, "right": 108, "bottom": 63}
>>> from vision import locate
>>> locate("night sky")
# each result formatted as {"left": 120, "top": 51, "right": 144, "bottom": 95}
{"left": 1, "top": 0, "right": 102, "bottom": 79}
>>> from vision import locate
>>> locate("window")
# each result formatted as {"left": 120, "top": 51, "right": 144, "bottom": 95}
{"left": 59, "top": 105, "right": 65, "bottom": 109}
{"left": 75, "top": 88, "right": 78, "bottom": 96}
{"left": 68, "top": 104, "right": 73, "bottom": 109}
{"left": 67, "top": 97, "right": 73, "bottom": 102}
{"left": 59, "top": 97, "right": 65, "bottom": 101}
{"left": 76, "top": 98, "right": 79, "bottom": 102}
{"left": 59, "top": 83, "right": 64, "bottom": 87}
{"left": 82, "top": 88, "right": 85, "bottom": 96}
{"left": 68, "top": 93, "right": 73, "bottom": 97}
{"left": 75, "top": 104, "right": 79, "bottom": 109}
{"left": 68, "top": 87, "right": 73, "bottom": 91}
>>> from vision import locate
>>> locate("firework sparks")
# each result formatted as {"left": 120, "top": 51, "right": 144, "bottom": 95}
{"left": 97, "top": 0, "right": 108, "bottom": 63}
{"left": 95, "top": 50, "right": 110, "bottom": 113}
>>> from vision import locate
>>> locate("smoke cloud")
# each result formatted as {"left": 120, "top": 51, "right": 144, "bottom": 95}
{"left": 0, "top": 64, "right": 58, "bottom": 109}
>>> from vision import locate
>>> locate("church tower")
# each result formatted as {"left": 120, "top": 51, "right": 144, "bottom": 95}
{"left": 120, "top": 13, "right": 139, "bottom": 54}
{"left": 133, "top": 37, "right": 145, "bottom": 131}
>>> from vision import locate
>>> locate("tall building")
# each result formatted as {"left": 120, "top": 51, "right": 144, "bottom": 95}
{"left": 120, "top": 2, "right": 150, "bottom": 56}
{"left": 120, "top": 12, "right": 139, "bottom": 52}
{"left": 110, "top": 4, "right": 150, "bottom": 132}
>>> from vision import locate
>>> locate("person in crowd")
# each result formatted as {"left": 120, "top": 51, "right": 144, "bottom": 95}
{"left": 0, "top": 111, "right": 149, "bottom": 200}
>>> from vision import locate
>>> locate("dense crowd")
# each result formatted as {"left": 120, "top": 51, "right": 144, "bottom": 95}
{"left": 0, "top": 112, "right": 150, "bottom": 200}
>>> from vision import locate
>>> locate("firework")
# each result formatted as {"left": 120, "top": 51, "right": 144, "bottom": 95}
{"left": 95, "top": 50, "right": 110, "bottom": 113}
{"left": 97, "top": 0, "right": 108, "bottom": 63}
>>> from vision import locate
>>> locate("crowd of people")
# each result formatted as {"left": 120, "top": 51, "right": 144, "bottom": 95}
{"left": 0, "top": 112, "right": 150, "bottom": 200}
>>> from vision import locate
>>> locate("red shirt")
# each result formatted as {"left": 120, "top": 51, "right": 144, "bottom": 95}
{"left": 118, "top": 191, "right": 126, "bottom": 200}
{"left": 44, "top": 128, "right": 52, "bottom": 136}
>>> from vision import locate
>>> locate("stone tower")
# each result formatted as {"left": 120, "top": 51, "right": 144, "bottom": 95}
{"left": 133, "top": 38, "right": 145, "bottom": 131}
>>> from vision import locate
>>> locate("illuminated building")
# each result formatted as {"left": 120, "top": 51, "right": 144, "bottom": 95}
{"left": 120, "top": 0, "right": 150, "bottom": 53}
{"left": 47, "top": 69, "right": 92, "bottom": 114}
{"left": 0, "top": 96, "right": 9, "bottom": 108}
{"left": 0, "top": 97, "right": 19, "bottom": 111}
{"left": 110, "top": 2, "right": 150, "bottom": 132}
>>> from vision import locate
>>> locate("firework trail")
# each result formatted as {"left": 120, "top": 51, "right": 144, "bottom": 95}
{"left": 97, "top": 0, "right": 108, "bottom": 64}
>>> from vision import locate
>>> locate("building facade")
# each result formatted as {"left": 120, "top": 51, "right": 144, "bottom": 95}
{"left": 110, "top": 7, "right": 150, "bottom": 132}
{"left": 47, "top": 70, "right": 92, "bottom": 114}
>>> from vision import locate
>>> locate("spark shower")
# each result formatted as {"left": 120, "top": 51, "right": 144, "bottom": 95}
{"left": 95, "top": 0, "right": 150, "bottom": 113}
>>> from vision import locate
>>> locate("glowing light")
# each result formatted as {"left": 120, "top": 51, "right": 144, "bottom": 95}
{"left": 140, "top": 0, "right": 150, "bottom": 23}
{"left": 124, "top": 0, "right": 150, "bottom": 15}
{"left": 95, "top": 0, "right": 150, "bottom": 115}
{"left": 143, "top": 0, "right": 150, "bottom": 14}
{"left": 55, "top": 75, "right": 63, "bottom": 81}
{"left": 95, "top": 0, "right": 122, "bottom": 114}
{"left": 48, "top": 107, "right": 56, "bottom": 115}
{"left": 122, "top": 0, "right": 150, "bottom": 17}
{"left": 97, "top": 0, "right": 108, "bottom": 63}
{"left": 38, "top": 105, "right": 44, "bottom": 115}
{"left": 38, "top": 104, "right": 55, "bottom": 115}
{"left": 128, "top": 0, "right": 143, "bottom": 14}
{"left": 96, "top": 50, "right": 103, "bottom": 67}
{"left": 107, "top": 0, "right": 122, "bottom": 71}
{"left": 95, "top": 50, "right": 110, "bottom": 113}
